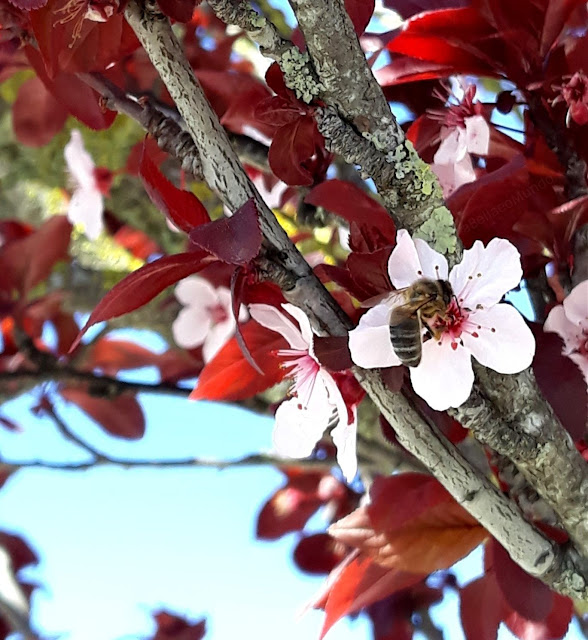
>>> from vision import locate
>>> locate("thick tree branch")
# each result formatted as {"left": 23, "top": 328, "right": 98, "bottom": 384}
{"left": 120, "top": 0, "right": 588, "bottom": 599}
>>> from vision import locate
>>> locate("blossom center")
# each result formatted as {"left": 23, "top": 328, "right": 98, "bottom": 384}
{"left": 206, "top": 303, "right": 229, "bottom": 325}
{"left": 278, "top": 349, "right": 320, "bottom": 408}
{"left": 431, "top": 300, "right": 469, "bottom": 348}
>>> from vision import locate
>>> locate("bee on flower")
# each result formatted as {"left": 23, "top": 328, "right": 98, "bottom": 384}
{"left": 348, "top": 230, "right": 535, "bottom": 411}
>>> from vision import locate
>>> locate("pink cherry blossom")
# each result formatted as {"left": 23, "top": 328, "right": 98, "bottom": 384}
{"left": 544, "top": 280, "right": 588, "bottom": 384}
{"left": 348, "top": 230, "right": 535, "bottom": 411}
{"left": 64, "top": 130, "right": 111, "bottom": 241}
{"left": 249, "top": 303, "right": 357, "bottom": 481}
{"left": 172, "top": 276, "right": 247, "bottom": 362}
{"left": 428, "top": 84, "right": 490, "bottom": 198}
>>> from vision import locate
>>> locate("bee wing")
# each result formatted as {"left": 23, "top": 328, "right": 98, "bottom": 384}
{"left": 360, "top": 289, "right": 408, "bottom": 309}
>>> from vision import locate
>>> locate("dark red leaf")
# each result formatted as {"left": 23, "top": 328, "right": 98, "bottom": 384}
{"left": 346, "top": 248, "right": 393, "bottom": 300}
{"left": 345, "top": 0, "right": 375, "bottom": 36}
{"left": 9, "top": 0, "right": 47, "bottom": 8}
{"left": 139, "top": 141, "right": 210, "bottom": 233}
{"left": 12, "top": 75, "right": 67, "bottom": 147}
{"left": 489, "top": 539, "right": 553, "bottom": 623}
{"left": 460, "top": 573, "right": 504, "bottom": 640}
{"left": 313, "top": 336, "right": 353, "bottom": 371}
{"left": 306, "top": 180, "right": 396, "bottom": 251}
{"left": 257, "top": 472, "right": 329, "bottom": 540}
{"left": 70, "top": 252, "right": 210, "bottom": 351}
{"left": 60, "top": 388, "right": 145, "bottom": 439}
{"left": 531, "top": 324, "right": 587, "bottom": 441}
{"left": 191, "top": 320, "right": 287, "bottom": 401}
{"left": 25, "top": 46, "right": 116, "bottom": 130}
{"left": 540, "top": 0, "right": 586, "bottom": 56}
{"left": 152, "top": 611, "right": 206, "bottom": 640}
{"left": 383, "top": 0, "right": 469, "bottom": 19}
{"left": 504, "top": 592, "right": 573, "bottom": 640}
{"left": 189, "top": 199, "right": 262, "bottom": 265}
{"left": 269, "top": 116, "right": 318, "bottom": 186}
{"left": 294, "top": 533, "right": 348, "bottom": 575}
{"left": 157, "top": 0, "right": 197, "bottom": 22}
{"left": 230, "top": 267, "right": 263, "bottom": 375}
{"left": 0, "top": 215, "right": 72, "bottom": 296}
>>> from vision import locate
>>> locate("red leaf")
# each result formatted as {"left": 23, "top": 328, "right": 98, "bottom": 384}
{"left": 295, "top": 534, "right": 348, "bottom": 575}
{"left": 191, "top": 320, "right": 287, "bottom": 401}
{"left": 157, "top": 0, "right": 197, "bottom": 22}
{"left": 70, "top": 252, "right": 210, "bottom": 351}
{"left": 489, "top": 539, "right": 553, "bottom": 623}
{"left": 531, "top": 324, "right": 587, "bottom": 441}
{"left": 85, "top": 339, "right": 164, "bottom": 376}
{"left": 460, "top": 573, "right": 504, "bottom": 640}
{"left": 189, "top": 199, "right": 262, "bottom": 266}
{"left": 383, "top": 0, "right": 469, "bottom": 19}
{"left": 316, "top": 553, "right": 424, "bottom": 639}
{"left": 376, "top": 56, "right": 473, "bottom": 86}
{"left": 257, "top": 471, "right": 334, "bottom": 540}
{"left": 540, "top": 0, "right": 586, "bottom": 56}
{"left": 345, "top": 0, "right": 375, "bottom": 36}
{"left": 345, "top": 248, "right": 393, "bottom": 300}
{"left": 504, "top": 592, "right": 573, "bottom": 640}
{"left": 330, "top": 474, "right": 487, "bottom": 573}
{"left": 25, "top": 46, "right": 116, "bottom": 130}
{"left": 152, "top": 611, "right": 206, "bottom": 640}
{"left": 60, "top": 388, "right": 145, "bottom": 439}
{"left": 0, "top": 215, "right": 72, "bottom": 296}
{"left": 313, "top": 336, "right": 353, "bottom": 371}
{"left": 306, "top": 180, "right": 396, "bottom": 251}
{"left": 12, "top": 75, "right": 67, "bottom": 146}
{"left": 269, "top": 116, "right": 318, "bottom": 186}
{"left": 9, "top": 0, "right": 47, "bottom": 8}
{"left": 388, "top": 8, "right": 497, "bottom": 74}
{"left": 139, "top": 142, "right": 210, "bottom": 233}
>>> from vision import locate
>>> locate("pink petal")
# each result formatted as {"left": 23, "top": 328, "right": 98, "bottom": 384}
{"left": 203, "top": 317, "right": 237, "bottom": 362}
{"left": 410, "top": 338, "right": 474, "bottom": 410}
{"left": 563, "top": 280, "right": 588, "bottom": 331}
{"left": 348, "top": 304, "right": 402, "bottom": 368}
{"left": 388, "top": 230, "right": 447, "bottom": 288}
{"left": 434, "top": 127, "right": 467, "bottom": 164}
{"left": 544, "top": 305, "right": 580, "bottom": 352}
{"left": 283, "top": 303, "right": 314, "bottom": 348}
{"left": 172, "top": 306, "right": 211, "bottom": 349}
{"left": 67, "top": 187, "right": 104, "bottom": 240}
{"left": 64, "top": 130, "right": 96, "bottom": 191}
{"left": 249, "top": 304, "right": 307, "bottom": 351}
{"left": 465, "top": 115, "right": 490, "bottom": 155}
{"left": 273, "top": 392, "right": 331, "bottom": 459}
{"left": 175, "top": 276, "right": 217, "bottom": 307}
{"left": 461, "top": 304, "right": 535, "bottom": 374}
{"left": 449, "top": 238, "right": 522, "bottom": 310}
{"left": 430, "top": 156, "right": 476, "bottom": 199}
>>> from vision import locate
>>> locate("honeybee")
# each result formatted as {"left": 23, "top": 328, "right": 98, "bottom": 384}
{"left": 387, "top": 279, "right": 454, "bottom": 367}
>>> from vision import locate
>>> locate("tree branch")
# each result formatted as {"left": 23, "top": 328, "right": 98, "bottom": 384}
{"left": 118, "top": 0, "right": 588, "bottom": 599}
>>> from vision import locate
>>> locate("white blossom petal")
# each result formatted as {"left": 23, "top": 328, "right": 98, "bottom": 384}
{"left": 431, "top": 155, "right": 476, "bottom": 198}
{"left": 273, "top": 389, "right": 332, "bottom": 459}
{"left": 562, "top": 280, "right": 588, "bottom": 330}
{"left": 544, "top": 305, "right": 581, "bottom": 351}
{"left": 321, "top": 370, "right": 357, "bottom": 481}
{"left": 388, "top": 229, "right": 447, "bottom": 288}
{"left": 175, "top": 276, "right": 217, "bottom": 307}
{"left": 64, "top": 130, "right": 96, "bottom": 190}
{"left": 283, "top": 303, "right": 314, "bottom": 348}
{"left": 172, "top": 306, "right": 211, "bottom": 349}
{"left": 348, "top": 303, "right": 402, "bottom": 368}
{"left": 67, "top": 187, "right": 104, "bottom": 240}
{"left": 464, "top": 115, "right": 490, "bottom": 156}
{"left": 410, "top": 338, "right": 474, "bottom": 410}
{"left": 249, "top": 303, "right": 307, "bottom": 351}
{"left": 202, "top": 318, "right": 236, "bottom": 362}
{"left": 461, "top": 304, "right": 535, "bottom": 374}
{"left": 434, "top": 127, "right": 468, "bottom": 164}
{"left": 449, "top": 238, "right": 522, "bottom": 310}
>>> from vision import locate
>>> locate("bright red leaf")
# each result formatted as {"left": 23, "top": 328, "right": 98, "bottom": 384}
{"left": 139, "top": 142, "right": 210, "bottom": 234}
